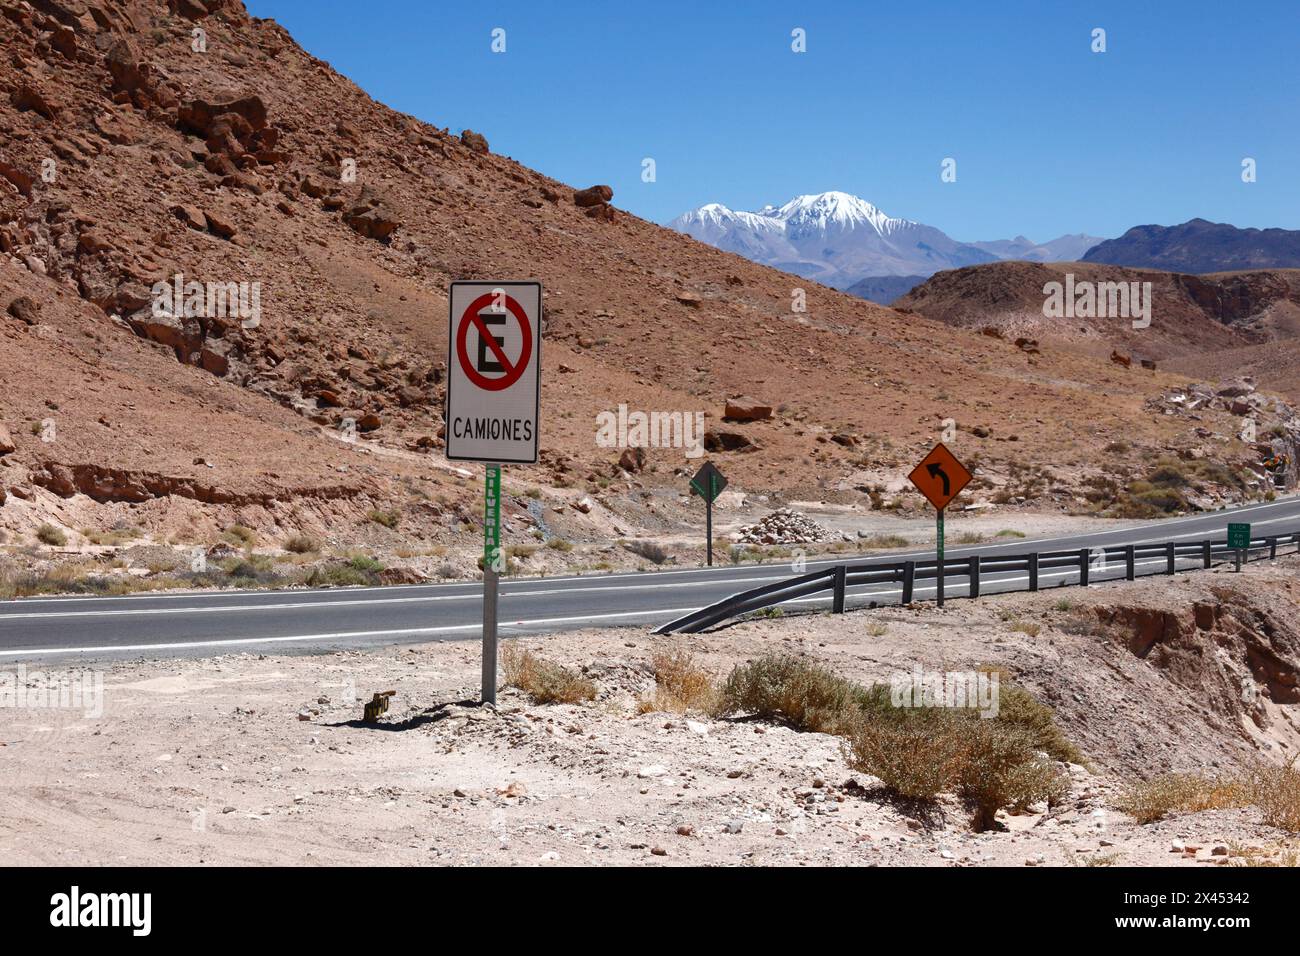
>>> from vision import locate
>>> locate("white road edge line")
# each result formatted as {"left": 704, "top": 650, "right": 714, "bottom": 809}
{"left": 0, "top": 606, "right": 703, "bottom": 657}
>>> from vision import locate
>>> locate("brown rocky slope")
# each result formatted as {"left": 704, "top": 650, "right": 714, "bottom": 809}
{"left": 0, "top": 0, "right": 1291, "bottom": 564}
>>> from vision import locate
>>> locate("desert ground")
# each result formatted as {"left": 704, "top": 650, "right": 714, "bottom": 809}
{"left": 3, "top": 553, "right": 1298, "bottom": 867}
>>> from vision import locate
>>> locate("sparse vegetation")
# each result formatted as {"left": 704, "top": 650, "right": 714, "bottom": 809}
{"left": 501, "top": 646, "right": 596, "bottom": 704}
{"left": 1117, "top": 773, "right": 1250, "bottom": 824}
{"left": 545, "top": 537, "right": 574, "bottom": 552}
{"left": 367, "top": 509, "right": 401, "bottom": 529}
{"left": 637, "top": 648, "right": 721, "bottom": 714}
{"left": 284, "top": 534, "right": 322, "bottom": 554}
{"left": 36, "top": 524, "right": 67, "bottom": 547}
{"left": 717, "top": 654, "right": 863, "bottom": 735}
{"left": 221, "top": 524, "right": 257, "bottom": 548}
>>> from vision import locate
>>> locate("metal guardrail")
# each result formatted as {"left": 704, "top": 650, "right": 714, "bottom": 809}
{"left": 654, "top": 531, "right": 1300, "bottom": 635}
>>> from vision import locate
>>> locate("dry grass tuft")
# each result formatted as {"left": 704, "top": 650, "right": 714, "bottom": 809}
{"left": 501, "top": 646, "right": 596, "bottom": 705}
{"left": 637, "top": 648, "right": 721, "bottom": 714}
{"left": 717, "top": 653, "right": 861, "bottom": 734}
{"left": 1245, "top": 760, "right": 1300, "bottom": 832}
{"left": 1116, "top": 773, "right": 1250, "bottom": 824}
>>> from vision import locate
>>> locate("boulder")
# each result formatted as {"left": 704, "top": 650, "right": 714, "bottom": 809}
{"left": 6, "top": 296, "right": 40, "bottom": 325}
{"left": 573, "top": 185, "right": 613, "bottom": 207}
{"left": 343, "top": 188, "right": 400, "bottom": 242}
{"left": 724, "top": 396, "right": 773, "bottom": 421}
{"left": 460, "top": 129, "right": 489, "bottom": 153}
{"left": 356, "top": 413, "right": 382, "bottom": 432}
{"left": 170, "top": 204, "right": 208, "bottom": 231}
{"left": 0, "top": 423, "right": 15, "bottom": 455}
{"left": 618, "top": 447, "right": 646, "bottom": 473}
{"left": 1110, "top": 350, "right": 1132, "bottom": 368}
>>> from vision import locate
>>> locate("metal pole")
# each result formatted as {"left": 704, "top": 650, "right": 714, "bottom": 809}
{"left": 482, "top": 463, "right": 502, "bottom": 705}
{"left": 936, "top": 508, "right": 945, "bottom": 608}
{"left": 705, "top": 493, "right": 713, "bottom": 567}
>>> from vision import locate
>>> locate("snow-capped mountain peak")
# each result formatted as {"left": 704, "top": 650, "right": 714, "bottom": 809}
{"left": 667, "top": 190, "right": 1000, "bottom": 289}
{"left": 772, "top": 191, "right": 911, "bottom": 237}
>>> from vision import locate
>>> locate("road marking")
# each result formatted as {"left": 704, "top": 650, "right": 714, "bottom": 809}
{"left": 0, "top": 606, "right": 702, "bottom": 658}
{"left": 0, "top": 575, "right": 794, "bottom": 620}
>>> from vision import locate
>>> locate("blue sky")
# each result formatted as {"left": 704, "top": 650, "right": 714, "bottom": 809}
{"left": 245, "top": 0, "right": 1299, "bottom": 242}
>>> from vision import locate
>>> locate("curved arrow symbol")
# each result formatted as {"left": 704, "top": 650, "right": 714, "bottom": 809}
{"left": 926, "top": 462, "right": 950, "bottom": 496}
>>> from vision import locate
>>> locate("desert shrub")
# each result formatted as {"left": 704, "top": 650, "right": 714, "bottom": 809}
{"left": 221, "top": 524, "right": 257, "bottom": 547}
{"left": 1116, "top": 773, "right": 1249, "bottom": 824}
{"left": 367, "top": 509, "right": 400, "bottom": 529}
{"left": 501, "top": 646, "right": 596, "bottom": 704}
{"left": 545, "top": 537, "right": 574, "bottom": 552}
{"left": 993, "top": 681, "right": 1083, "bottom": 764}
{"left": 638, "top": 649, "right": 720, "bottom": 714}
{"left": 1246, "top": 760, "right": 1300, "bottom": 832}
{"left": 36, "top": 524, "right": 67, "bottom": 547}
{"left": 717, "top": 654, "right": 861, "bottom": 734}
{"left": 955, "top": 721, "right": 1068, "bottom": 830}
{"left": 860, "top": 534, "right": 908, "bottom": 549}
{"left": 842, "top": 707, "right": 966, "bottom": 801}
{"left": 284, "top": 534, "right": 321, "bottom": 554}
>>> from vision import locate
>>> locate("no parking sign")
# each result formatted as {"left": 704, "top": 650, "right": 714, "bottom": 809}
{"left": 444, "top": 281, "right": 542, "bottom": 464}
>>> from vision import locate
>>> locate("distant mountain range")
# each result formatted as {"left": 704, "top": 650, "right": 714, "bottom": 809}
{"left": 1082, "top": 218, "right": 1300, "bottom": 273}
{"left": 668, "top": 192, "right": 1103, "bottom": 302}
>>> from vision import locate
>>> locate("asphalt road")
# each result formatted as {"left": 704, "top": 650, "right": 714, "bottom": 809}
{"left": 2, "top": 496, "right": 1298, "bottom": 662}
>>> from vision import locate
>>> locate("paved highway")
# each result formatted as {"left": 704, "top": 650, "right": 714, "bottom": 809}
{"left": 2, "top": 496, "right": 1298, "bottom": 662}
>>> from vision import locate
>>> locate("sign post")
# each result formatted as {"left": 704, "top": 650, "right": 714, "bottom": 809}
{"left": 1227, "top": 522, "right": 1250, "bottom": 572}
{"left": 907, "top": 442, "right": 972, "bottom": 608}
{"left": 689, "top": 462, "right": 727, "bottom": 566}
{"left": 482, "top": 463, "right": 502, "bottom": 704}
{"left": 445, "top": 281, "right": 542, "bottom": 705}
{"left": 936, "top": 507, "right": 945, "bottom": 607}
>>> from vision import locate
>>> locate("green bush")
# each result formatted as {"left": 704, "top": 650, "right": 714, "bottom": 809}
{"left": 36, "top": 524, "right": 67, "bottom": 547}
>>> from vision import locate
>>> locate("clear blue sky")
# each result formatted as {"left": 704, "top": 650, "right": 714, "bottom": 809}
{"left": 245, "top": 0, "right": 1299, "bottom": 242}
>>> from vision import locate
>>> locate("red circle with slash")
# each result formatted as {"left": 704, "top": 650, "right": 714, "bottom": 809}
{"left": 455, "top": 292, "right": 533, "bottom": 392}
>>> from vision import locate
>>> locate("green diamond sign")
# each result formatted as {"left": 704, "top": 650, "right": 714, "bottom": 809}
{"left": 1227, "top": 523, "right": 1251, "bottom": 550}
{"left": 689, "top": 462, "right": 727, "bottom": 503}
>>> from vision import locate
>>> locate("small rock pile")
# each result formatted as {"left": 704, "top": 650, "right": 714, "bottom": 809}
{"left": 735, "top": 508, "right": 834, "bottom": 545}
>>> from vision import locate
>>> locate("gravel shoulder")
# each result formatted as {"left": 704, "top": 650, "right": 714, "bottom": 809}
{"left": 3, "top": 557, "right": 1299, "bottom": 867}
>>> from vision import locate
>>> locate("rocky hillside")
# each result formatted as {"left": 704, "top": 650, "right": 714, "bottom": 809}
{"left": 0, "top": 0, "right": 1290, "bottom": 558}
{"left": 1083, "top": 218, "right": 1300, "bottom": 274}
{"left": 895, "top": 262, "right": 1300, "bottom": 391}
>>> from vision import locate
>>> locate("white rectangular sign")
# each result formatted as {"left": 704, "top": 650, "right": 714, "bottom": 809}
{"left": 444, "top": 280, "right": 542, "bottom": 464}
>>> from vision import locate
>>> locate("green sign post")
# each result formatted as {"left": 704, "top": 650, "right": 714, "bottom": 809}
{"left": 1227, "top": 522, "right": 1250, "bottom": 572}
{"left": 482, "top": 463, "right": 502, "bottom": 703}
{"left": 689, "top": 461, "right": 727, "bottom": 566}
{"left": 936, "top": 508, "right": 945, "bottom": 607}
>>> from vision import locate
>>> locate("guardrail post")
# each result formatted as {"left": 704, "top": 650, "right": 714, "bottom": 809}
{"left": 832, "top": 565, "right": 845, "bottom": 614}
{"left": 1202, "top": 540, "right": 1212, "bottom": 568}
{"left": 1269, "top": 537, "right": 1277, "bottom": 560}
{"left": 969, "top": 555, "right": 981, "bottom": 599}
{"left": 1079, "top": 548, "right": 1090, "bottom": 587}
{"left": 1029, "top": 553, "right": 1039, "bottom": 591}
{"left": 1125, "top": 545, "right": 1135, "bottom": 581}
{"left": 901, "top": 561, "right": 915, "bottom": 605}
{"left": 1166, "top": 542, "right": 1176, "bottom": 575}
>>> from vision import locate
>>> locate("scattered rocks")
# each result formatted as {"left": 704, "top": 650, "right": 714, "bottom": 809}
{"left": 735, "top": 508, "right": 833, "bottom": 545}
{"left": 460, "top": 129, "right": 489, "bottom": 154}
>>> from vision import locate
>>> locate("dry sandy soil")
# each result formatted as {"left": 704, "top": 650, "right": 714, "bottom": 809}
{"left": 3, "top": 555, "right": 1299, "bottom": 867}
